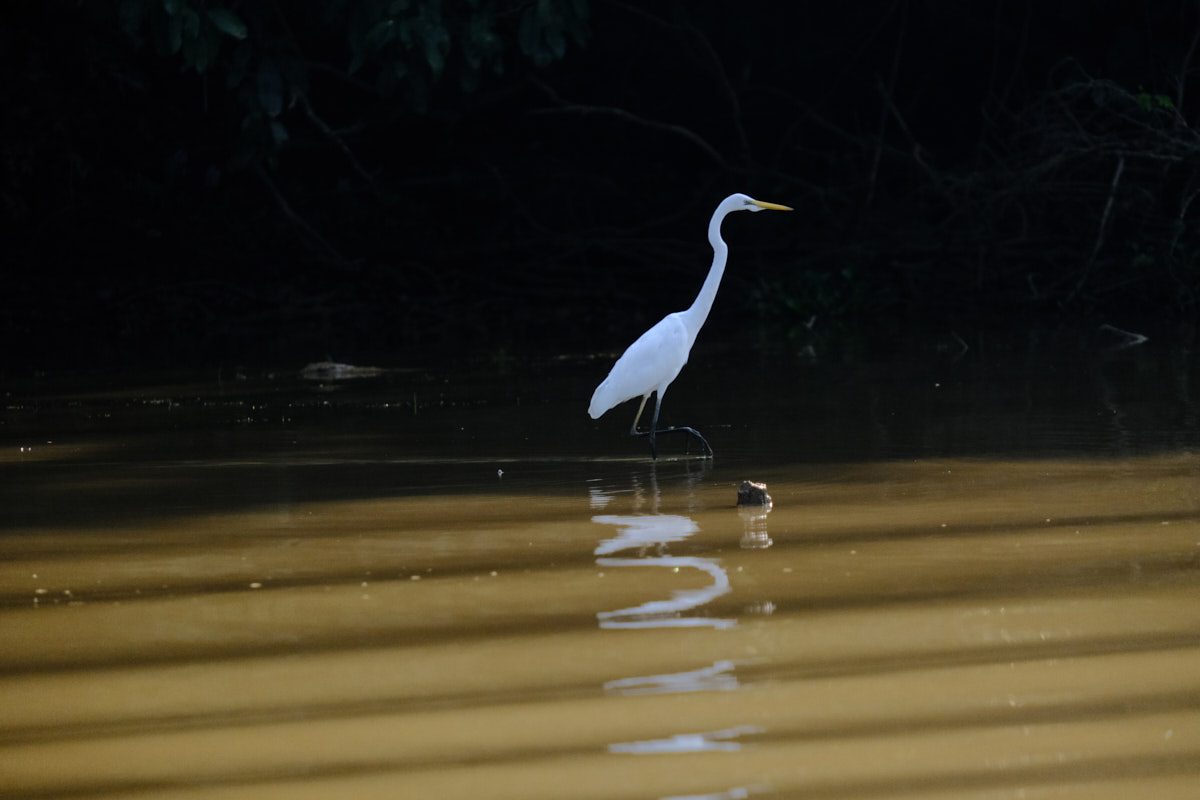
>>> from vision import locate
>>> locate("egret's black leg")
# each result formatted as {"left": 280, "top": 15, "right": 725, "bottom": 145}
{"left": 628, "top": 393, "right": 662, "bottom": 458}
{"left": 630, "top": 394, "right": 714, "bottom": 459}
{"left": 634, "top": 425, "right": 712, "bottom": 458}
{"left": 668, "top": 426, "right": 712, "bottom": 457}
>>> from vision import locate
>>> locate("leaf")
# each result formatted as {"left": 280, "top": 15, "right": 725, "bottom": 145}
{"left": 346, "top": 4, "right": 370, "bottom": 71}
{"left": 270, "top": 120, "right": 289, "bottom": 146}
{"left": 423, "top": 23, "right": 448, "bottom": 75}
{"left": 257, "top": 60, "right": 284, "bottom": 117}
{"left": 180, "top": 33, "right": 200, "bottom": 69}
{"left": 181, "top": 8, "right": 201, "bottom": 40}
{"left": 407, "top": 73, "right": 430, "bottom": 113}
{"left": 365, "top": 19, "right": 397, "bottom": 53}
{"left": 208, "top": 8, "right": 248, "bottom": 40}
{"left": 545, "top": 23, "right": 565, "bottom": 61}
{"left": 459, "top": 67, "right": 479, "bottom": 93}
{"left": 565, "top": 0, "right": 589, "bottom": 45}
{"left": 279, "top": 55, "right": 309, "bottom": 97}
{"left": 462, "top": 26, "right": 481, "bottom": 70}
{"left": 167, "top": 12, "right": 184, "bottom": 54}
{"left": 375, "top": 64, "right": 399, "bottom": 96}
{"left": 227, "top": 41, "right": 252, "bottom": 87}
{"left": 118, "top": 0, "right": 146, "bottom": 38}
{"left": 182, "top": 26, "right": 218, "bottom": 73}
{"left": 518, "top": 9, "right": 537, "bottom": 58}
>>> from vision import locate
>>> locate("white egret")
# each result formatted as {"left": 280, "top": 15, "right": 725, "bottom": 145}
{"left": 588, "top": 193, "right": 792, "bottom": 458}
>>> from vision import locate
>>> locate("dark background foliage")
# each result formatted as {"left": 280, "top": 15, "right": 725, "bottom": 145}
{"left": 4, "top": 1, "right": 1200, "bottom": 368}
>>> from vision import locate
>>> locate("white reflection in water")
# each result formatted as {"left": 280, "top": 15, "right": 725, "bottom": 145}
{"left": 603, "top": 659, "right": 739, "bottom": 696}
{"left": 609, "top": 724, "right": 764, "bottom": 754}
{"left": 596, "top": 556, "right": 735, "bottom": 629}
{"left": 588, "top": 485, "right": 613, "bottom": 509}
{"left": 661, "top": 788, "right": 756, "bottom": 800}
{"left": 593, "top": 513, "right": 698, "bottom": 555}
{"left": 592, "top": 513, "right": 734, "bottom": 629}
{"left": 737, "top": 506, "right": 773, "bottom": 550}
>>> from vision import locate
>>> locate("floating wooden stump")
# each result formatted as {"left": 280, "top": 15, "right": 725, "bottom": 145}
{"left": 736, "top": 480, "right": 773, "bottom": 508}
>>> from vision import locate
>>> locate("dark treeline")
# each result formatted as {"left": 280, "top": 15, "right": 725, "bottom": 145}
{"left": 5, "top": 1, "right": 1200, "bottom": 367}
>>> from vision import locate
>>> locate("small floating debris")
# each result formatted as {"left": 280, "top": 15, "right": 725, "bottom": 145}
{"left": 299, "top": 361, "right": 385, "bottom": 381}
{"left": 736, "top": 480, "right": 772, "bottom": 509}
{"left": 1097, "top": 323, "right": 1148, "bottom": 349}
{"left": 744, "top": 600, "right": 777, "bottom": 616}
{"left": 737, "top": 481, "right": 773, "bottom": 548}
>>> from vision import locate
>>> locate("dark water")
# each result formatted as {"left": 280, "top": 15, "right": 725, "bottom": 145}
{"left": 1, "top": 333, "right": 1198, "bottom": 799}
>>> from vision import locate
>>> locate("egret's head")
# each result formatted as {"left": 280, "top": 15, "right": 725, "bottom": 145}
{"left": 730, "top": 193, "right": 793, "bottom": 213}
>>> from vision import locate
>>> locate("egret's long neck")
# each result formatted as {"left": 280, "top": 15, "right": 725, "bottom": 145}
{"left": 679, "top": 205, "right": 731, "bottom": 346}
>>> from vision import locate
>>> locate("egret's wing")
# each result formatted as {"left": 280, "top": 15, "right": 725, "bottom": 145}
{"left": 589, "top": 315, "right": 689, "bottom": 418}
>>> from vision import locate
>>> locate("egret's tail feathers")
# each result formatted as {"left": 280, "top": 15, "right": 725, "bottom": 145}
{"left": 585, "top": 376, "right": 633, "bottom": 419}
{"left": 589, "top": 378, "right": 618, "bottom": 419}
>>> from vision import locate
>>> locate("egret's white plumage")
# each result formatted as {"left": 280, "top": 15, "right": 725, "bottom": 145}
{"left": 588, "top": 314, "right": 688, "bottom": 420}
{"left": 589, "top": 193, "right": 792, "bottom": 458}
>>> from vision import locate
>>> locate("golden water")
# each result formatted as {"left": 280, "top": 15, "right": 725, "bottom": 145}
{"left": 1, "top": 341, "right": 1198, "bottom": 798}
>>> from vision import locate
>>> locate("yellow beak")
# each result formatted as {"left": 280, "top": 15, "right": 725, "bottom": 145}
{"left": 750, "top": 199, "right": 793, "bottom": 211}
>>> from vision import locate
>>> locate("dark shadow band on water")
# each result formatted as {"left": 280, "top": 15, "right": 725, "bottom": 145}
{"left": 7, "top": 668, "right": 1198, "bottom": 755}
{"left": 0, "top": 714, "right": 1196, "bottom": 800}
{"left": 1, "top": 334, "right": 1198, "bottom": 533}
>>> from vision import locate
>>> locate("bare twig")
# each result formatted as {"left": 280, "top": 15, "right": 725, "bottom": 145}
{"left": 607, "top": 1, "right": 752, "bottom": 162}
{"left": 998, "top": 0, "right": 1032, "bottom": 111}
{"left": 950, "top": 329, "right": 969, "bottom": 358}
{"left": 1178, "top": 10, "right": 1200, "bottom": 113}
{"left": 528, "top": 77, "right": 735, "bottom": 172}
{"left": 1098, "top": 323, "right": 1148, "bottom": 348}
{"left": 684, "top": 22, "right": 752, "bottom": 161}
{"left": 254, "top": 165, "right": 350, "bottom": 266}
{"left": 299, "top": 94, "right": 380, "bottom": 194}
{"left": 875, "top": 76, "right": 944, "bottom": 193}
{"left": 866, "top": 2, "right": 907, "bottom": 208}
{"left": 1069, "top": 154, "right": 1125, "bottom": 301}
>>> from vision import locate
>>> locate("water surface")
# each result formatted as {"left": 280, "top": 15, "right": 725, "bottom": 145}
{"left": 2, "top": 334, "right": 1198, "bottom": 798}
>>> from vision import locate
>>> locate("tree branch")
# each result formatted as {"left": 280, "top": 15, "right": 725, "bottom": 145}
{"left": 528, "top": 77, "right": 735, "bottom": 172}
{"left": 298, "top": 94, "right": 380, "bottom": 195}
{"left": 866, "top": 1, "right": 907, "bottom": 209}
{"left": 1177, "top": 8, "right": 1200, "bottom": 113}
{"left": 254, "top": 165, "right": 351, "bottom": 267}
{"left": 1069, "top": 154, "right": 1125, "bottom": 301}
